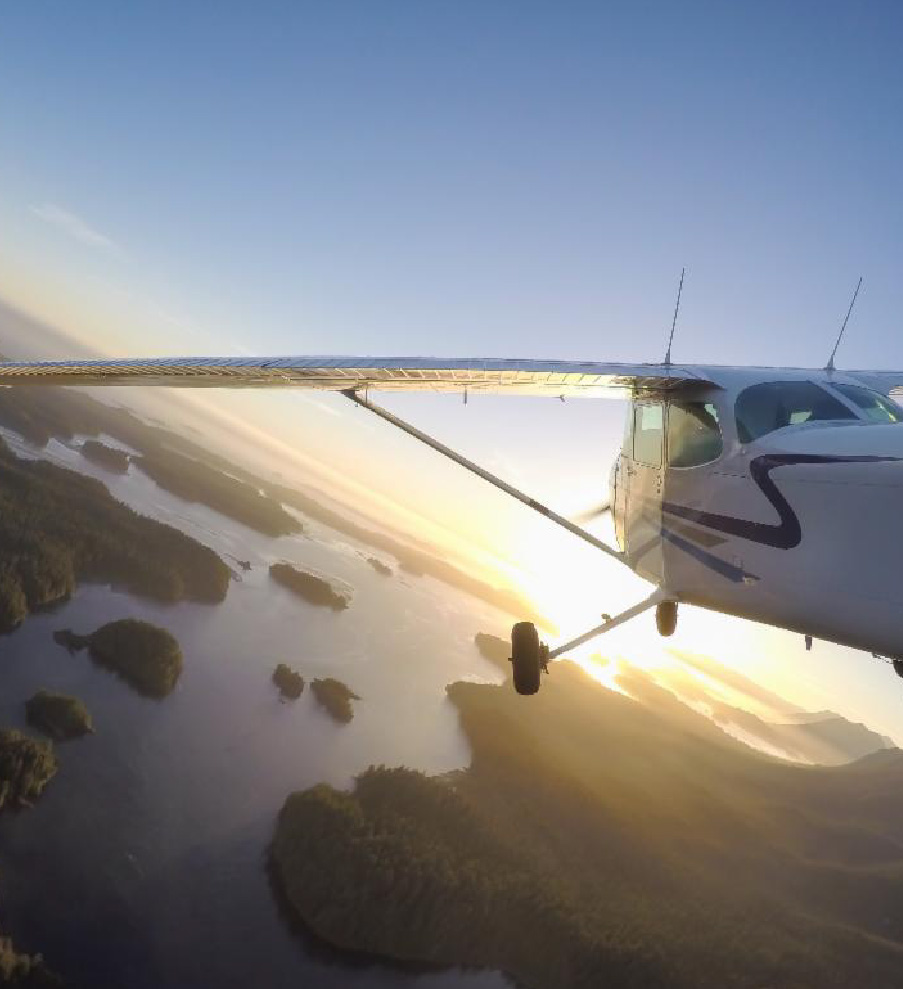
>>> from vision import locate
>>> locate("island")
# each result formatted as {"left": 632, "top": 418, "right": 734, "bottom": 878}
{"left": 309, "top": 678, "right": 359, "bottom": 724}
{"left": 0, "top": 386, "right": 551, "bottom": 629}
{"left": 25, "top": 690, "right": 93, "bottom": 741}
{"left": 0, "top": 729, "right": 57, "bottom": 812}
{"left": 269, "top": 563, "right": 351, "bottom": 612}
{"left": 0, "top": 433, "right": 229, "bottom": 634}
{"left": 367, "top": 557, "right": 392, "bottom": 576}
{"left": 473, "top": 632, "right": 510, "bottom": 673}
{"left": 79, "top": 439, "right": 130, "bottom": 474}
{"left": 56, "top": 619, "right": 183, "bottom": 698}
{"left": 133, "top": 448, "right": 302, "bottom": 538}
{"left": 272, "top": 664, "right": 305, "bottom": 699}
{"left": 270, "top": 661, "right": 903, "bottom": 989}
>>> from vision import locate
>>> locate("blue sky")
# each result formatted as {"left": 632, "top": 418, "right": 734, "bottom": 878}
{"left": 2, "top": 1, "right": 903, "bottom": 737}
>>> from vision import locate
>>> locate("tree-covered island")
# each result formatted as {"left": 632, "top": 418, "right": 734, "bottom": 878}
{"left": 0, "top": 387, "right": 551, "bottom": 628}
{"left": 0, "top": 434, "right": 229, "bottom": 633}
{"left": 55, "top": 619, "right": 183, "bottom": 698}
{"left": 309, "top": 678, "right": 359, "bottom": 724}
{"left": 473, "top": 632, "right": 510, "bottom": 674}
{"left": 134, "top": 448, "right": 301, "bottom": 537}
{"left": 25, "top": 690, "right": 93, "bottom": 741}
{"left": 79, "top": 439, "right": 130, "bottom": 474}
{"left": 271, "top": 663, "right": 903, "bottom": 989}
{"left": 0, "top": 728, "right": 57, "bottom": 812}
{"left": 273, "top": 664, "right": 305, "bottom": 699}
{"left": 269, "top": 563, "right": 351, "bottom": 611}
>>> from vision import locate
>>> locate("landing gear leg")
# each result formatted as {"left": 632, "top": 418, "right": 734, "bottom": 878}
{"left": 508, "top": 591, "right": 666, "bottom": 695}
{"left": 655, "top": 600, "right": 678, "bottom": 637}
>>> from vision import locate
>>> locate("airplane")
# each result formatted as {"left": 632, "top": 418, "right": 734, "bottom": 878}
{"left": 0, "top": 353, "right": 901, "bottom": 695}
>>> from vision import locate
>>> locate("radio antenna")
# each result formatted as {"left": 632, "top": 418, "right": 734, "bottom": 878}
{"left": 664, "top": 267, "right": 685, "bottom": 367}
{"left": 826, "top": 276, "right": 863, "bottom": 372}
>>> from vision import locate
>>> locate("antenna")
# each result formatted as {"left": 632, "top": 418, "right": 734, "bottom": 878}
{"left": 826, "top": 276, "right": 863, "bottom": 372}
{"left": 664, "top": 267, "right": 685, "bottom": 367}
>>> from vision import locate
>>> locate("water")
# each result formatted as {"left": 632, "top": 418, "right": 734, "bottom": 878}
{"left": 0, "top": 432, "right": 512, "bottom": 988}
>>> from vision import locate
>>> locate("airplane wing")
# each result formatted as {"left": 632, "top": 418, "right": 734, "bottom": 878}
{"left": 0, "top": 356, "right": 715, "bottom": 397}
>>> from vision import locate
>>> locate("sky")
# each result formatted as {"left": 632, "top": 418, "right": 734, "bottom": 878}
{"left": 1, "top": 1, "right": 903, "bottom": 739}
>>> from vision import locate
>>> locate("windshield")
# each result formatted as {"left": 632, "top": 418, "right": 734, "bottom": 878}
{"left": 832, "top": 382, "right": 903, "bottom": 423}
{"left": 735, "top": 380, "right": 856, "bottom": 442}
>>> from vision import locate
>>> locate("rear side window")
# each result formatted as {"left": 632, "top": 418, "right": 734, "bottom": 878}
{"left": 632, "top": 404, "right": 663, "bottom": 465}
{"left": 735, "top": 381, "right": 856, "bottom": 443}
{"left": 832, "top": 382, "right": 903, "bottom": 424}
{"left": 668, "top": 402, "right": 723, "bottom": 467}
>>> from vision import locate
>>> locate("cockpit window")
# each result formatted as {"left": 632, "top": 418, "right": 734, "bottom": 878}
{"left": 831, "top": 382, "right": 903, "bottom": 424}
{"left": 735, "top": 381, "right": 856, "bottom": 443}
{"left": 632, "top": 403, "right": 663, "bottom": 465}
{"left": 668, "top": 401, "right": 723, "bottom": 467}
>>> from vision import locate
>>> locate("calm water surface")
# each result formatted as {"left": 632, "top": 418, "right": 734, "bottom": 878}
{"left": 0, "top": 432, "right": 512, "bottom": 988}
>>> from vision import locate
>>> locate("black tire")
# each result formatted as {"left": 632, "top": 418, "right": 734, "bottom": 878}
{"left": 511, "top": 621, "right": 541, "bottom": 695}
{"left": 655, "top": 601, "right": 678, "bottom": 637}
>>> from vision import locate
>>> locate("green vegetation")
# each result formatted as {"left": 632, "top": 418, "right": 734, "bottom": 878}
{"left": 0, "top": 434, "right": 228, "bottom": 632}
{"left": 0, "top": 387, "right": 548, "bottom": 626}
{"left": 57, "top": 619, "right": 183, "bottom": 698}
{"left": 269, "top": 563, "right": 351, "bottom": 611}
{"left": 273, "top": 664, "right": 305, "bottom": 699}
{"left": 25, "top": 690, "right": 93, "bottom": 741}
{"left": 473, "top": 632, "right": 510, "bottom": 674}
{"left": 79, "top": 439, "right": 130, "bottom": 474}
{"left": 309, "top": 678, "right": 359, "bottom": 724}
{"left": 272, "top": 662, "right": 903, "bottom": 989}
{"left": 134, "top": 448, "right": 301, "bottom": 537}
{"left": 367, "top": 557, "right": 392, "bottom": 576}
{"left": 0, "top": 729, "right": 57, "bottom": 812}
{"left": 0, "top": 935, "right": 61, "bottom": 986}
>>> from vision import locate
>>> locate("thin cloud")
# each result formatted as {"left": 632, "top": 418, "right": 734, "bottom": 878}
{"left": 31, "top": 202, "right": 120, "bottom": 252}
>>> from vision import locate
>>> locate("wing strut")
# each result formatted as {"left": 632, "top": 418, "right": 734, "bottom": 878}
{"left": 342, "top": 390, "right": 624, "bottom": 562}
{"left": 547, "top": 589, "right": 665, "bottom": 659}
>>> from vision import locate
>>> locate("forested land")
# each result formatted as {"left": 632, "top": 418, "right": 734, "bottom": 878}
{"left": 79, "top": 439, "right": 129, "bottom": 474}
{"left": 273, "top": 662, "right": 903, "bottom": 989}
{"left": 269, "top": 564, "right": 351, "bottom": 611}
{"left": 0, "top": 729, "right": 57, "bottom": 812}
{"left": 273, "top": 663, "right": 305, "bottom": 699}
{"left": 0, "top": 388, "right": 549, "bottom": 625}
{"left": 25, "top": 691, "right": 93, "bottom": 741}
{"left": 0, "top": 434, "right": 229, "bottom": 631}
{"left": 309, "top": 678, "right": 359, "bottom": 723}
{"left": 55, "top": 619, "right": 183, "bottom": 698}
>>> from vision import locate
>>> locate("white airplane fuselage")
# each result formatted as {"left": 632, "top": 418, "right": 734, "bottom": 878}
{"left": 611, "top": 370, "right": 903, "bottom": 660}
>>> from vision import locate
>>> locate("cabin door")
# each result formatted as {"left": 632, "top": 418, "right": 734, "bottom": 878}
{"left": 625, "top": 401, "right": 664, "bottom": 584}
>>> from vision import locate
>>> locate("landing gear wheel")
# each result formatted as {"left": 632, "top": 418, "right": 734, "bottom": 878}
{"left": 655, "top": 600, "right": 678, "bottom": 637}
{"left": 511, "top": 621, "right": 542, "bottom": 695}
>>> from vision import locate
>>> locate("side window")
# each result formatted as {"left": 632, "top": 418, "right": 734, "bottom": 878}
{"left": 632, "top": 403, "right": 663, "bottom": 466}
{"left": 668, "top": 402, "right": 723, "bottom": 467}
{"left": 735, "top": 381, "right": 856, "bottom": 443}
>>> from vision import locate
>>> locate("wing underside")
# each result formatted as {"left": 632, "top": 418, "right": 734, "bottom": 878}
{"left": 0, "top": 356, "right": 713, "bottom": 397}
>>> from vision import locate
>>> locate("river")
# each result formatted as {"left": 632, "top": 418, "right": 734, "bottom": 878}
{"left": 0, "top": 430, "right": 512, "bottom": 988}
